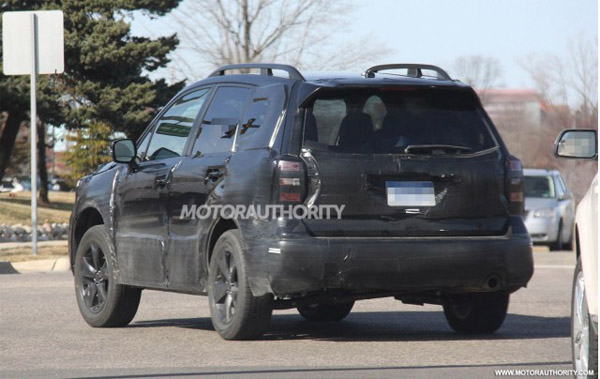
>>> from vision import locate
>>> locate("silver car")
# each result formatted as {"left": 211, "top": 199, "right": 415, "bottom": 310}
{"left": 523, "top": 169, "right": 575, "bottom": 250}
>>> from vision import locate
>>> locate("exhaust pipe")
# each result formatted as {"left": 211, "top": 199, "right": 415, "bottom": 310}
{"left": 485, "top": 274, "right": 502, "bottom": 291}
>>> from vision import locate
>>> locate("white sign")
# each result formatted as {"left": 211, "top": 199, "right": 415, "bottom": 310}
{"left": 2, "top": 10, "right": 64, "bottom": 75}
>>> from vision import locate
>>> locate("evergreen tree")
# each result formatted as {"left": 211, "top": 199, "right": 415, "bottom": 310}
{"left": 0, "top": 0, "right": 184, "bottom": 201}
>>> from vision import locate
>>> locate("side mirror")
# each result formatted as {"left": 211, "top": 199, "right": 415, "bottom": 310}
{"left": 554, "top": 129, "right": 597, "bottom": 159}
{"left": 112, "top": 139, "right": 137, "bottom": 164}
{"left": 558, "top": 193, "right": 571, "bottom": 201}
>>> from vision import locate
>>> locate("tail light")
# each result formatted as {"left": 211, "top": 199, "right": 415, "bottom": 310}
{"left": 505, "top": 155, "right": 524, "bottom": 216}
{"left": 273, "top": 158, "right": 307, "bottom": 205}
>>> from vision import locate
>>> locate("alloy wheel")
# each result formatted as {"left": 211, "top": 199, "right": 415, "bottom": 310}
{"left": 79, "top": 242, "right": 109, "bottom": 314}
{"left": 573, "top": 270, "right": 589, "bottom": 376}
{"left": 211, "top": 250, "right": 239, "bottom": 325}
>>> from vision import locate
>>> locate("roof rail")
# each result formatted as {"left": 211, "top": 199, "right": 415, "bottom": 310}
{"left": 362, "top": 64, "right": 452, "bottom": 80}
{"left": 208, "top": 63, "right": 305, "bottom": 81}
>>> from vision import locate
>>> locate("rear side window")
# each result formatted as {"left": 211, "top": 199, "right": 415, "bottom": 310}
{"left": 145, "top": 88, "right": 210, "bottom": 161}
{"left": 192, "top": 86, "right": 251, "bottom": 155}
{"left": 236, "top": 84, "right": 287, "bottom": 150}
{"left": 303, "top": 88, "right": 496, "bottom": 154}
{"left": 309, "top": 99, "right": 346, "bottom": 145}
{"left": 524, "top": 176, "right": 556, "bottom": 198}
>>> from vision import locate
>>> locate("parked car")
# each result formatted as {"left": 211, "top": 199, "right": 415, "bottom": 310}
{"left": 0, "top": 177, "right": 24, "bottom": 193}
{"left": 69, "top": 63, "right": 533, "bottom": 340}
{"left": 554, "top": 129, "right": 598, "bottom": 377}
{"left": 523, "top": 169, "right": 575, "bottom": 250}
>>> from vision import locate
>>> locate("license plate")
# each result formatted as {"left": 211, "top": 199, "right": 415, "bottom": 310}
{"left": 386, "top": 181, "right": 436, "bottom": 207}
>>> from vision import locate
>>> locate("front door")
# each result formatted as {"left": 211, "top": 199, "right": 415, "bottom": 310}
{"left": 115, "top": 88, "right": 210, "bottom": 288}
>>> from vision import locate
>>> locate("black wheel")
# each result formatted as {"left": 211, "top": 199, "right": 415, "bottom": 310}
{"left": 551, "top": 221, "right": 564, "bottom": 251}
{"left": 208, "top": 230, "right": 273, "bottom": 340}
{"left": 297, "top": 301, "right": 355, "bottom": 322}
{"left": 572, "top": 258, "right": 598, "bottom": 378}
{"left": 74, "top": 225, "right": 141, "bottom": 327}
{"left": 443, "top": 291, "right": 509, "bottom": 334}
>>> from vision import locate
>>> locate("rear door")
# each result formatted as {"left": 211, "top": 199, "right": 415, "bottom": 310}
{"left": 301, "top": 87, "right": 509, "bottom": 237}
{"left": 167, "top": 85, "right": 252, "bottom": 291}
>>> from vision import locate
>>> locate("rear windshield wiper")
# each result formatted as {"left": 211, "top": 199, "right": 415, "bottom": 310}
{"left": 404, "top": 144, "right": 472, "bottom": 154}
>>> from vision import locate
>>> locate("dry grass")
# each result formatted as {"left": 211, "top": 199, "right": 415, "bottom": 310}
{"left": 0, "top": 245, "right": 68, "bottom": 262}
{"left": 0, "top": 191, "right": 74, "bottom": 225}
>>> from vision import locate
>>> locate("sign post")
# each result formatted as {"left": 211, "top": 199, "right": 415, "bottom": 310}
{"left": 2, "top": 10, "right": 64, "bottom": 255}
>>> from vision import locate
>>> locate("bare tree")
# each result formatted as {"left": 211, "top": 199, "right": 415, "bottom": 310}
{"left": 517, "top": 34, "right": 598, "bottom": 200}
{"left": 569, "top": 34, "right": 598, "bottom": 128}
{"left": 452, "top": 55, "right": 502, "bottom": 103}
{"left": 161, "top": 0, "right": 388, "bottom": 79}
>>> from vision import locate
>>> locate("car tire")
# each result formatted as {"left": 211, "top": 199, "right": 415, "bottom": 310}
{"left": 297, "top": 301, "right": 355, "bottom": 322}
{"left": 208, "top": 230, "right": 273, "bottom": 340}
{"left": 551, "top": 221, "right": 564, "bottom": 251}
{"left": 74, "top": 225, "right": 142, "bottom": 327}
{"left": 572, "top": 257, "right": 598, "bottom": 378}
{"left": 443, "top": 291, "right": 509, "bottom": 334}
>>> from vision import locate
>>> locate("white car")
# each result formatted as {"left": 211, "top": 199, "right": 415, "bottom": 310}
{"left": 523, "top": 169, "right": 575, "bottom": 250}
{"left": 555, "top": 129, "right": 598, "bottom": 378}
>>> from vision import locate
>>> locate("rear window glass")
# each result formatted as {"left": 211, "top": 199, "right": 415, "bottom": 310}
{"left": 524, "top": 176, "right": 556, "bottom": 198}
{"left": 303, "top": 88, "right": 496, "bottom": 154}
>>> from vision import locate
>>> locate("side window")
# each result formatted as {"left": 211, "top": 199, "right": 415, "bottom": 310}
{"left": 135, "top": 130, "right": 152, "bottom": 161}
{"left": 236, "top": 84, "right": 287, "bottom": 151}
{"left": 556, "top": 174, "right": 568, "bottom": 197}
{"left": 310, "top": 99, "right": 347, "bottom": 145}
{"left": 146, "top": 88, "right": 210, "bottom": 161}
{"left": 192, "top": 86, "right": 251, "bottom": 155}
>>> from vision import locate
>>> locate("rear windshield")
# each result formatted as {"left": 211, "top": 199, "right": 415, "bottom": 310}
{"left": 303, "top": 87, "right": 497, "bottom": 154}
{"left": 524, "top": 176, "right": 556, "bottom": 198}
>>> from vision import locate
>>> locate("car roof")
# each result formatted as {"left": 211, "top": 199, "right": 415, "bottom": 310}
{"left": 523, "top": 168, "right": 560, "bottom": 176}
{"left": 182, "top": 69, "right": 470, "bottom": 93}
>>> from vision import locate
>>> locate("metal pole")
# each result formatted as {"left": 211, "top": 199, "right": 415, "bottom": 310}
{"left": 30, "top": 13, "right": 38, "bottom": 256}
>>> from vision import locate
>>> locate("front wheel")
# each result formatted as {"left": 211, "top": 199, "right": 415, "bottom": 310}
{"left": 572, "top": 258, "right": 598, "bottom": 378}
{"left": 297, "top": 301, "right": 355, "bottom": 322}
{"left": 443, "top": 291, "right": 509, "bottom": 334}
{"left": 74, "top": 225, "right": 142, "bottom": 327}
{"left": 550, "top": 221, "right": 564, "bottom": 251}
{"left": 208, "top": 230, "right": 273, "bottom": 340}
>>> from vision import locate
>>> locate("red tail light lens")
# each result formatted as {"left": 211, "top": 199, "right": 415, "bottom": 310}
{"left": 274, "top": 158, "right": 307, "bottom": 204}
{"left": 506, "top": 156, "right": 524, "bottom": 215}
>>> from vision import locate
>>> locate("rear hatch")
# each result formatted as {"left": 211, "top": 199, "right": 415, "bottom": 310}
{"left": 300, "top": 86, "right": 509, "bottom": 237}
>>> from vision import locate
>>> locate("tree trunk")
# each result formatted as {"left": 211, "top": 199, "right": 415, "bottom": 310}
{"left": 0, "top": 111, "right": 24, "bottom": 181}
{"left": 37, "top": 121, "right": 50, "bottom": 205}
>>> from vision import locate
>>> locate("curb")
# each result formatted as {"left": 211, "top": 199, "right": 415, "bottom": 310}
{"left": 0, "top": 257, "right": 70, "bottom": 274}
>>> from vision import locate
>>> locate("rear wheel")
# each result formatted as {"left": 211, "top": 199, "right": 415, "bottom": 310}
{"left": 297, "top": 301, "right": 355, "bottom": 322}
{"left": 208, "top": 230, "right": 273, "bottom": 340}
{"left": 443, "top": 291, "right": 509, "bottom": 334}
{"left": 74, "top": 225, "right": 141, "bottom": 327}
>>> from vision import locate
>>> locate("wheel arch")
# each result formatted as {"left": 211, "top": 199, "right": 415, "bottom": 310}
{"left": 71, "top": 207, "right": 105, "bottom": 269}
{"left": 205, "top": 218, "right": 239, "bottom": 267}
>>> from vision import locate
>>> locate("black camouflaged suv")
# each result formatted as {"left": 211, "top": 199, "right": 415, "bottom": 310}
{"left": 69, "top": 63, "right": 534, "bottom": 340}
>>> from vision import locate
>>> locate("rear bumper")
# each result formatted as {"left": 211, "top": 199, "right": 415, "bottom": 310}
{"left": 245, "top": 216, "right": 534, "bottom": 297}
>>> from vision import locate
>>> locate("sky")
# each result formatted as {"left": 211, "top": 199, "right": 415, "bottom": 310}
{"left": 131, "top": 0, "right": 598, "bottom": 89}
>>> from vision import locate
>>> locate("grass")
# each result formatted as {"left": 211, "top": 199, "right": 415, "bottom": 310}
{"left": 0, "top": 191, "right": 74, "bottom": 225}
{"left": 0, "top": 245, "right": 68, "bottom": 262}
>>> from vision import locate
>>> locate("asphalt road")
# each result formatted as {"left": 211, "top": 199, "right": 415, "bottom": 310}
{"left": 0, "top": 252, "right": 576, "bottom": 378}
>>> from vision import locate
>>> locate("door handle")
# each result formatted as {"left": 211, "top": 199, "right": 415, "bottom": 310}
{"left": 154, "top": 175, "right": 170, "bottom": 188}
{"left": 205, "top": 169, "right": 224, "bottom": 184}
